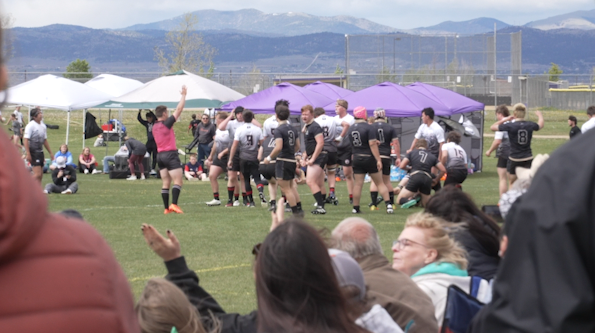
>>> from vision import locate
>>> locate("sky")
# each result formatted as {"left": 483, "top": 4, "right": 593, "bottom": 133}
{"left": 3, "top": 0, "right": 594, "bottom": 30}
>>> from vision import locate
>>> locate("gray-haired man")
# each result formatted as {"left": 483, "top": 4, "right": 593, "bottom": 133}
{"left": 332, "top": 217, "right": 438, "bottom": 333}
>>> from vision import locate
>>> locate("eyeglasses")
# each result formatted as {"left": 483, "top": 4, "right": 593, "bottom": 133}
{"left": 392, "top": 238, "right": 430, "bottom": 251}
{"left": 252, "top": 243, "right": 262, "bottom": 257}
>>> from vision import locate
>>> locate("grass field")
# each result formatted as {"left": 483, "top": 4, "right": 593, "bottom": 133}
{"left": 1, "top": 106, "right": 572, "bottom": 314}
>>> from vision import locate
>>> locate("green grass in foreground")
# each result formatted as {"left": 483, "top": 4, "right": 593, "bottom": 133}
{"left": 1, "top": 108, "right": 570, "bottom": 314}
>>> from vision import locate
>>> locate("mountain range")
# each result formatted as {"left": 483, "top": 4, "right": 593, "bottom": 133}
{"left": 6, "top": 8, "right": 595, "bottom": 75}
{"left": 122, "top": 8, "right": 595, "bottom": 36}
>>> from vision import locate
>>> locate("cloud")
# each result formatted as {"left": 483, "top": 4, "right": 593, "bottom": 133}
{"left": 3, "top": 0, "right": 594, "bottom": 30}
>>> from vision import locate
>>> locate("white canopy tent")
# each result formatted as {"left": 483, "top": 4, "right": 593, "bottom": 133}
{"left": 6, "top": 74, "right": 111, "bottom": 144}
{"left": 84, "top": 74, "right": 144, "bottom": 98}
{"left": 95, "top": 70, "right": 245, "bottom": 109}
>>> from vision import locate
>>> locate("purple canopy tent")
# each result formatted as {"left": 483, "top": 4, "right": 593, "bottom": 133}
{"left": 322, "top": 82, "right": 446, "bottom": 117}
{"left": 303, "top": 81, "right": 353, "bottom": 100}
{"left": 220, "top": 82, "right": 333, "bottom": 114}
{"left": 407, "top": 82, "right": 485, "bottom": 115}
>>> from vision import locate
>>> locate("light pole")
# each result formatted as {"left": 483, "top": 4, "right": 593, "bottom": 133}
{"left": 393, "top": 37, "right": 401, "bottom": 80}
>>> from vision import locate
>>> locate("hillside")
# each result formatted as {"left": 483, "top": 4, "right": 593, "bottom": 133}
{"left": 7, "top": 25, "right": 595, "bottom": 74}
{"left": 124, "top": 8, "right": 400, "bottom": 36}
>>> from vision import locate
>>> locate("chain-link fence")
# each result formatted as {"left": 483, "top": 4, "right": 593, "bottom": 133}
{"left": 6, "top": 71, "right": 594, "bottom": 110}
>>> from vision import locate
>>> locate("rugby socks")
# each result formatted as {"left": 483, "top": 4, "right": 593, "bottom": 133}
{"left": 370, "top": 191, "right": 378, "bottom": 206}
{"left": 353, "top": 205, "right": 361, "bottom": 213}
{"left": 234, "top": 194, "right": 240, "bottom": 201}
{"left": 242, "top": 192, "right": 247, "bottom": 204}
{"left": 330, "top": 187, "right": 335, "bottom": 195}
{"left": 247, "top": 190, "right": 254, "bottom": 204}
{"left": 214, "top": 192, "right": 219, "bottom": 200}
{"left": 161, "top": 188, "right": 169, "bottom": 209}
{"left": 389, "top": 192, "right": 395, "bottom": 205}
{"left": 257, "top": 184, "right": 264, "bottom": 194}
{"left": 172, "top": 185, "right": 182, "bottom": 205}
{"left": 291, "top": 206, "right": 299, "bottom": 214}
{"left": 314, "top": 191, "right": 323, "bottom": 207}
{"left": 349, "top": 194, "right": 353, "bottom": 201}
{"left": 297, "top": 201, "right": 302, "bottom": 210}
{"left": 227, "top": 187, "right": 235, "bottom": 202}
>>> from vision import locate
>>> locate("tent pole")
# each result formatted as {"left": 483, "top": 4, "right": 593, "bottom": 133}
{"left": 82, "top": 109, "right": 86, "bottom": 150}
{"left": 66, "top": 110, "right": 71, "bottom": 145}
{"left": 118, "top": 109, "right": 123, "bottom": 147}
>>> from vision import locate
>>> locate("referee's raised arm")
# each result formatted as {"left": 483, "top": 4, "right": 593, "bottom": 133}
{"left": 173, "top": 85, "right": 187, "bottom": 120}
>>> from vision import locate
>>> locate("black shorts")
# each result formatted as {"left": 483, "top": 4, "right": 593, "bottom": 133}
{"left": 353, "top": 154, "right": 378, "bottom": 175}
{"left": 310, "top": 153, "right": 328, "bottom": 169}
{"left": 326, "top": 151, "right": 338, "bottom": 168}
{"left": 338, "top": 148, "right": 352, "bottom": 167}
{"left": 406, "top": 172, "right": 433, "bottom": 195}
{"left": 276, "top": 160, "right": 296, "bottom": 181}
{"left": 497, "top": 157, "right": 509, "bottom": 169}
{"left": 380, "top": 158, "right": 391, "bottom": 176}
{"left": 157, "top": 151, "right": 182, "bottom": 171}
{"left": 444, "top": 168, "right": 468, "bottom": 186}
{"left": 240, "top": 159, "right": 259, "bottom": 175}
{"left": 30, "top": 151, "right": 44, "bottom": 167}
{"left": 212, "top": 154, "right": 228, "bottom": 171}
{"left": 508, "top": 159, "right": 532, "bottom": 175}
{"left": 259, "top": 162, "right": 276, "bottom": 180}
{"left": 230, "top": 151, "right": 241, "bottom": 172}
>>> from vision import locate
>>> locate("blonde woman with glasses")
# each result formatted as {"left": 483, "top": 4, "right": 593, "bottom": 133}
{"left": 391, "top": 212, "right": 491, "bottom": 325}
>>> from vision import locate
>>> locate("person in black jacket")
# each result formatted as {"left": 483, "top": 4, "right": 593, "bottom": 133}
{"left": 469, "top": 129, "right": 595, "bottom": 332}
{"left": 43, "top": 156, "right": 78, "bottom": 194}
{"left": 424, "top": 186, "right": 501, "bottom": 280}
{"left": 138, "top": 110, "right": 157, "bottom": 174}
{"left": 141, "top": 224, "right": 256, "bottom": 333}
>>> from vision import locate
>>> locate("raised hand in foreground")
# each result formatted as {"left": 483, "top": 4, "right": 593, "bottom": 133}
{"left": 141, "top": 224, "right": 181, "bottom": 262}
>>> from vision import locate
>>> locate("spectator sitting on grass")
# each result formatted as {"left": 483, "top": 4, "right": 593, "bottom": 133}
{"left": 102, "top": 145, "right": 128, "bottom": 174}
{"left": 78, "top": 147, "right": 99, "bottom": 174}
{"left": 44, "top": 156, "right": 78, "bottom": 194}
{"left": 50, "top": 144, "right": 76, "bottom": 170}
{"left": 185, "top": 154, "right": 205, "bottom": 181}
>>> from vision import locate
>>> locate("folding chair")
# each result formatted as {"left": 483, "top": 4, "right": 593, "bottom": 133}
{"left": 440, "top": 283, "right": 485, "bottom": 333}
